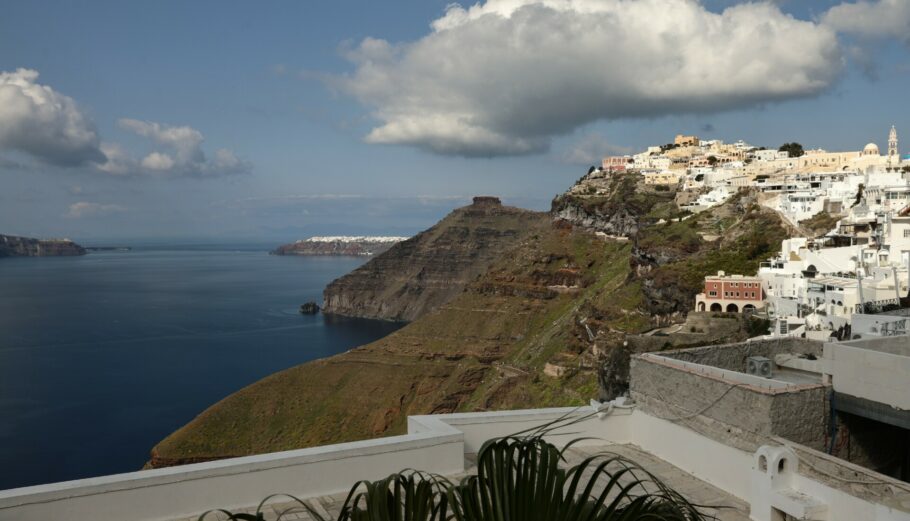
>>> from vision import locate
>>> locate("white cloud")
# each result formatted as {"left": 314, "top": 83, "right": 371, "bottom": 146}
{"left": 95, "top": 142, "right": 135, "bottom": 175}
{"left": 111, "top": 118, "right": 251, "bottom": 177}
{"left": 0, "top": 68, "right": 251, "bottom": 178}
{"left": 822, "top": 0, "right": 910, "bottom": 43}
{"left": 0, "top": 69, "right": 104, "bottom": 166}
{"left": 561, "top": 132, "right": 630, "bottom": 165}
{"left": 66, "top": 201, "right": 126, "bottom": 219}
{"left": 140, "top": 151, "right": 176, "bottom": 171}
{"left": 337, "top": 0, "right": 842, "bottom": 157}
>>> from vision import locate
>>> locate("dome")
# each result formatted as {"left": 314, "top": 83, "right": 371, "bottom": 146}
{"left": 863, "top": 143, "right": 879, "bottom": 156}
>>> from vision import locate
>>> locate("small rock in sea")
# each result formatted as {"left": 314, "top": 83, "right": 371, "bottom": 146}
{"left": 299, "top": 302, "right": 320, "bottom": 315}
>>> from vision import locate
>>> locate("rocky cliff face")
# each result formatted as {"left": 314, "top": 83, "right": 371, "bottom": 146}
{"left": 551, "top": 172, "right": 677, "bottom": 237}
{"left": 0, "top": 234, "right": 86, "bottom": 257}
{"left": 322, "top": 197, "right": 550, "bottom": 322}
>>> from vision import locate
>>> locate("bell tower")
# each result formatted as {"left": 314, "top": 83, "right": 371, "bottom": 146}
{"left": 888, "top": 125, "right": 898, "bottom": 164}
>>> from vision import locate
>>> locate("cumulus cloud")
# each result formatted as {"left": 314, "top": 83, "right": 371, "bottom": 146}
{"left": 66, "top": 201, "right": 126, "bottom": 219}
{"left": 561, "top": 132, "right": 630, "bottom": 164}
{"left": 822, "top": 0, "right": 910, "bottom": 43}
{"left": 336, "top": 0, "right": 842, "bottom": 157}
{"left": 0, "top": 69, "right": 105, "bottom": 166}
{"left": 107, "top": 118, "right": 251, "bottom": 177}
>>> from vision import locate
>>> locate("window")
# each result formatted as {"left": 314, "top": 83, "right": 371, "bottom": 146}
{"left": 736, "top": 292, "right": 740, "bottom": 297}
{"left": 904, "top": 229, "right": 910, "bottom": 238}
{"left": 709, "top": 291, "right": 717, "bottom": 297}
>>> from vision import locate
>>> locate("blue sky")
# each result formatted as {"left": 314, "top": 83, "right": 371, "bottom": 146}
{"left": 1, "top": 0, "right": 908, "bottom": 242}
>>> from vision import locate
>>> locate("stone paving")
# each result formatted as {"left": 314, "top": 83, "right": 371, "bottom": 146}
{"left": 170, "top": 444, "right": 750, "bottom": 521}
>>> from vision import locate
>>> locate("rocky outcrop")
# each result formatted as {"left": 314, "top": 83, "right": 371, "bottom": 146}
{"left": 299, "top": 302, "right": 320, "bottom": 315}
{"left": 271, "top": 237, "right": 406, "bottom": 257}
{"left": 551, "top": 173, "right": 676, "bottom": 237}
{"left": 0, "top": 234, "right": 86, "bottom": 257}
{"left": 552, "top": 202, "right": 642, "bottom": 237}
{"left": 322, "top": 196, "right": 551, "bottom": 322}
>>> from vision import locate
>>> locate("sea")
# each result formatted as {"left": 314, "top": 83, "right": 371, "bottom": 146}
{"left": 0, "top": 245, "right": 403, "bottom": 491}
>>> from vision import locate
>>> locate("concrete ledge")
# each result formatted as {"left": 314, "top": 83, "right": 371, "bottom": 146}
{"left": 0, "top": 407, "right": 622, "bottom": 521}
{"left": 0, "top": 427, "right": 464, "bottom": 521}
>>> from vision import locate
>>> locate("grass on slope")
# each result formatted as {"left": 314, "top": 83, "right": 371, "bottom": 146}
{"left": 151, "top": 224, "right": 636, "bottom": 464}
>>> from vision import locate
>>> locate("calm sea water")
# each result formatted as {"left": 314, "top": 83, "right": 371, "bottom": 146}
{"left": 0, "top": 246, "right": 402, "bottom": 490}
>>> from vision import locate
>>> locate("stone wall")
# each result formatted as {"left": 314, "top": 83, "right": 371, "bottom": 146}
{"left": 630, "top": 340, "right": 829, "bottom": 452}
{"left": 661, "top": 337, "right": 823, "bottom": 372}
{"left": 770, "top": 388, "right": 829, "bottom": 450}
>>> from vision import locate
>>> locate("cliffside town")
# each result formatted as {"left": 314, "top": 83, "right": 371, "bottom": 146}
{"left": 595, "top": 127, "right": 910, "bottom": 340}
{"left": 0, "top": 234, "right": 86, "bottom": 257}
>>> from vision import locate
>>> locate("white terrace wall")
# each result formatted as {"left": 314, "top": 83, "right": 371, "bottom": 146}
{"left": 0, "top": 408, "right": 610, "bottom": 521}
{"left": 0, "top": 422, "right": 464, "bottom": 521}
{"left": 2, "top": 406, "right": 909, "bottom": 521}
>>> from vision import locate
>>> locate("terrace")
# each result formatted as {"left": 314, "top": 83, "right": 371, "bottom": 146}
{"left": 3, "top": 399, "right": 910, "bottom": 521}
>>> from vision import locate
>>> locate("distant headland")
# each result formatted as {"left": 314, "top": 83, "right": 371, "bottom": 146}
{"left": 0, "top": 234, "right": 87, "bottom": 257}
{"left": 270, "top": 235, "right": 409, "bottom": 257}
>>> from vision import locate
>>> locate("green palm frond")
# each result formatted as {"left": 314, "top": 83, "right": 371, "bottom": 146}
{"left": 449, "top": 432, "right": 709, "bottom": 521}
{"left": 196, "top": 493, "right": 321, "bottom": 521}
{"left": 200, "top": 413, "right": 713, "bottom": 521}
{"left": 336, "top": 470, "right": 451, "bottom": 521}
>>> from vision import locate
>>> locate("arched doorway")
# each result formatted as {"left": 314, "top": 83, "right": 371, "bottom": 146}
{"left": 743, "top": 304, "right": 755, "bottom": 312}
{"left": 698, "top": 302, "right": 706, "bottom": 312}
{"left": 726, "top": 303, "right": 739, "bottom": 313}
{"left": 710, "top": 303, "right": 723, "bottom": 312}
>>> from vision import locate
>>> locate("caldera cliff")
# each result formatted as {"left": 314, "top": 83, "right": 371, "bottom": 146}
{"left": 148, "top": 175, "right": 788, "bottom": 468}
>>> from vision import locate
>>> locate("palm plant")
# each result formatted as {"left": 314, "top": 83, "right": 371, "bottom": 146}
{"left": 199, "top": 415, "right": 712, "bottom": 521}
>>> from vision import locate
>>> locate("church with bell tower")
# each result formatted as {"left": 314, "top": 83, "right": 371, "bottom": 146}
{"left": 888, "top": 125, "right": 898, "bottom": 165}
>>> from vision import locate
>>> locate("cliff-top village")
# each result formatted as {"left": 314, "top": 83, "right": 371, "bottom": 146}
{"left": 584, "top": 126, "right": 910, "bottom": 341}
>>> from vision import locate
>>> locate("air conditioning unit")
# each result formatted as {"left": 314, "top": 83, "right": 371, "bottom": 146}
{"left": 747, "top": 356, "right": 774, "bottom": 378}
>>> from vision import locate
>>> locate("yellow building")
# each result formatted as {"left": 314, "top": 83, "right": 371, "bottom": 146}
{"left": 674, "top": 134, "right": 699, "bottom": 147}
{"left": 643, "top": 172, "right": 682, "bottom": 185}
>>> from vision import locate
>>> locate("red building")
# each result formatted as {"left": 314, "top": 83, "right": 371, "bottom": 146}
{"left": 602, "top": 155, "right": 631, "bottom": 172}
{"left": 694, "top": 271, "right": 765, "bottom": 313}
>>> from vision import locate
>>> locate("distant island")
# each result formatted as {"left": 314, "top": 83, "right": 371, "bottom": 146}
{"left": 271, "top": 236, "right": 409, "bottom": 256}
{"left": 0, "top": 234, "right": 87, "bottom": 257}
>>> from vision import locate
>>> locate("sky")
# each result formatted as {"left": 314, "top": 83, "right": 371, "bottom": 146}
{"left": 1, "top": 0, "right": 909, "bottom": 243}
